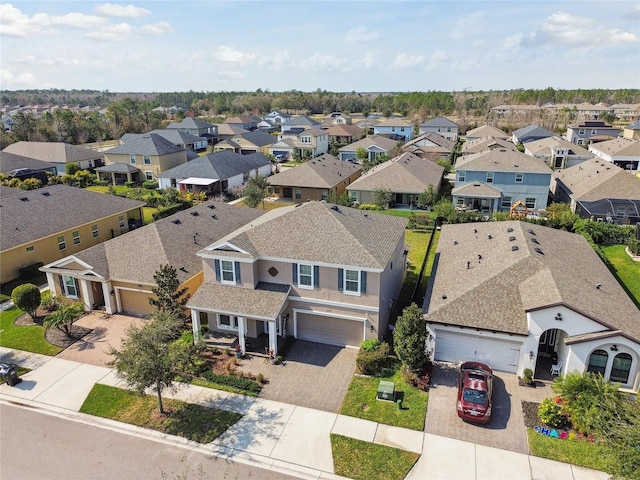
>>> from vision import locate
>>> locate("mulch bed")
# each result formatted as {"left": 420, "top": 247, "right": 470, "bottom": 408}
{"left": 14, "top": 309, "right": 92, "bottom": 349}
{"left": 522, "top": 400, "right": 543, "bottom": 428}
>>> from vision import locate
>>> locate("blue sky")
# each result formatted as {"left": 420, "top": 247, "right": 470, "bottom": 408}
{"left": 1, "top": 1, "right": 639, "bottom": 92}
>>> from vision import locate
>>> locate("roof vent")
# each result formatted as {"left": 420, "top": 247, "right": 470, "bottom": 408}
{"left": 512, "top": 245, "right": 519, "bottom": 251}
{"left": 211, "top": 214, "right": 217, "bottom": 219}
{"left": 208, "top": 204, "right": 215, "bottom": 209}
{"left": 509, "top": 236, "right": 516, "bottom": 241}
{"left": 487, "top": 234, "right": 492, "bottom": 239}
{"left": 514, "top": 164, "right": 519, "bottom": 168}
{"left": 507, "top": 227, "right": 513, "bottom": 232}
{"left": 527, "top": 229, "right": 536, "bottom": 235}
{"left": 41, "top": 192, "right": 50, "bottom": 197}
{"left": 191, "top": 211, "right": 199, "bottom": 217}
{"left": 531, "top": 238, "right": 540, "bottom": 244}
{"left": 172, "top": 219, "right": 181, "bottom": 225}
{"left": 453, "top": 240, "right": 458, "bottom": 245}
{"left": 596, "top": 283, "right": 602, "bottom": 290}
{"left": 535, "top": 247, "right": 544, "bottom": 255}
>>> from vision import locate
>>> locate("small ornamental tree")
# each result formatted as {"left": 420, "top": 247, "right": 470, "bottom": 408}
{"left": 43, "top": 302, "right": 85, "bottom": 337}
{"left": 11, "top": 283, "right": 41, "bottom": 320}
{"left": 149, "top": 264, "right": 190, "bottom": 326}
{"left": 417, "top": 184, "right": 438, "bottom": 210}
{"left": 393, "top": 303, "right": 428, "bottom": 371}
{"left": 243, "top": 175, "right": 269, "bottom": 209}
{"left": 373, "top": 187, "right": 393, "bottom": 209}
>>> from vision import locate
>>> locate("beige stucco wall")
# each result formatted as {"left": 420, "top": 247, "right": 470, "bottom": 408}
{"left": 104, "top": 151, "right": 187, "bottom": 179}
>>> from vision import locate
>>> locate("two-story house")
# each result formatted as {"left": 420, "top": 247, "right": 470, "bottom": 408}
{"left": 213, "top": 130, "right": 277, "bottom": 155}
{"left": 372, "top": 118, "right": 413, "bottom": 142}
{"left": 280, "top": 116, "right": 322, "bottom": 133}
{"left": 338, "top": 135, "right": 398, "bottom": 163}
{"left": 419, "top": 116, "right": 459, "bottom": 142}
{"left": 524, "top": 136, "right": 593, "bottom": 169}
{"left": 274, "top": 128, "right": 329, "bottom": 158}
{"left": 588, "top": 137, "right": 640, "bottom": 172}
{"left": 224, "top": 115, "right": 260, "bottom": 131}
{"left": 167, "top": 117, "right": 217, "bottom": 143}
{"left": 566, "top": 120, "right": 620, "bottom": 145}
{"left": 452, "top": 149, "right": 552, "bottom": 213}
{"left": 123, "top": 129, "right": 208, "bottom": 152}
{"left": 464, "top": 125, "right": 509, "bottom": 142}
{"left": 187, "top": 202, "right": 408, "bottom": 354}
{"left": 263, "top": 110, "right": 292, "bottom": 125}
{"left": 511, "top": 125, "right": 556, "bottom": 145}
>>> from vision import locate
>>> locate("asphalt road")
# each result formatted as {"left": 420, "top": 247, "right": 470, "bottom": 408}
{"left": 0, "top": 402, "right": 301, "bottom": 480}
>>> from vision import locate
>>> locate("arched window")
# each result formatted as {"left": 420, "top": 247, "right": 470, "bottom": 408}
{"left": 587, "top": 349, "right": 608, "bottom": 376}
{"left": 610, "top": 353, "right": 632, "bottom": 384}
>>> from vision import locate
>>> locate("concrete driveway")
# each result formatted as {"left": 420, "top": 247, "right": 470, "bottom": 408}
{"left": 56, "top": 312, "right": 146, "bottom": 367}
{"left": 425, "top": 362, "right": 552, "bottom": 454}
{"left": 236, "top": 340, "right": 357, "bottom": 413}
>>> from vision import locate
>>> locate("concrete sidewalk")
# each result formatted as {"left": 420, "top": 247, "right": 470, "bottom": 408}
{"left": 0, "top": 348, "right": 610, "bottom": 480}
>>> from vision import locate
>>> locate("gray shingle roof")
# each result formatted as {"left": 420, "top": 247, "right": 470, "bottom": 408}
{"left": 94, "top": 163, "right": 141, "bottom": 173}
{"left": 455, "top": 148, "right": 552, "bottom": 173}
{"left": 2, "top": 141, "right": 104, "bottom": 163}
{"left": 167, "top": 117, "right": 215, "bottom": 129}
{"left": 420, "top": 116, "right": 459, "bottom": 128}
{"left": 512, "top": 125, "right": 555, "bottom": 140}
{"left": 71, "top": 202, "right": 265, "bottom": 285}
{"left": 147, "top": 129, "right": 206, "bottom": 145}
{"left": 233, "top": 130, "right": 277, "bottom": 147}
{"left": 451, "top": 181, "right": 501, "bottom": 198}
{"left": 465, "top": 125, "right": 509, "bottom": 139}
{"left": 267, "top": 154, "right": 361, "bottom": 188}
{"left": 404, "top": 133, "right": 455, "bottom": 151}
{"left": 348, "top": 152, "right": 444, "bottom": 193}
{"left": 203, "top": 201, "right": 408, "bottom": 270}
{"left": 338, "top": 135, "right": 397, "bottom": 152}
{"left": 0, "top": 151, "right": 58, "bottom": 174}
{"left": 462, "top": 136, "right": 518, "bottom": 154}
{"left": 284, "top": 116, "right": 321, "bottom": 127}
{"left": 424, "top": 221, "right": 640, "bottom": 340}
{"left": 1, "top": 184, "right": 145, "bottom": 251}
{"left": 589, "top": 138, "right": 640, "bottom": 157}
{"left": 105, "top": 133, "right": 184, "bottom": 156}
{"left": 553, "top": 158, "right": 640, "bottom": 201}
{"left": 158, "top": 151, "right": 271, "bottom": 181}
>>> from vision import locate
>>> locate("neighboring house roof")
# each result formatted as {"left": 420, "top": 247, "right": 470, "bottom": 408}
{"left": 2, "top": 141, "right": 104, "bottom": 164}
{"left": 589, "top": 138, "right": 640, "bottom": 157}
{"left": 374, "top": 118, "right": 412, "bottom": 128}
{"left": 451, "top": 181, "right": 501, "bottom": 198}
{"left": 625, "top": 121, "right": 640, "bottom": 130}
{"left": 202, "top": 201, "right": 408, "bottom": 270}
{"left": 94, "top": 163, "right": 141, "bottom": 173}
{"left": 348, "top": 152, "right": 444, "bottom": 193}
{"left": 0, "top": 151, "right": 58, "bottom": 174}
{"left": 553, "top": 158, "right": 640, "bottom": 201}
{"left": 326, "top": 124, "right": 363, "bottom": 137}
{"left": 224, "top": 115, "right": 260, "bottom": 124}
{"left": 462, "top": 136, "right": 519, "bottom": 154}
{"left": 215, "top": 124, "right": 249, "bottom": 136}
{"left": 455, "top": 148, "right": 552, "bottom": 173}
{"left": 68, "top": 202, "right": 265, "bottom": 285}
{"left": 232, "top": 130, "right": 277, "bottom": 147}
{"left": 167, "top": 117, "right": 216, "bottom": 130}
{"left": 145, "top": 129, "right": 206, "bottom": 146}
{"left": 404, "top": 133, "right": 455, "bottom": 150}
{"left": 338, "top": 135, "right": 398, "bottom": 153}
{"left": 465, "top": 125, "right": 509, "bottom": 139}
{"left": 283, "top": 116, "right": 322, "bottom": 128}
{"left": 420, "top": 116, "right": 459, "bottom": 128}
{"left": 105, "top": 133, "right": 184, "bottom": 156}
{"left": 524, "top": 136, "right": 592, "bottom": 157}
{"left": 158, "top": 151, "right": 271, "bottom": 181}
{"left": 512, "top": 125, "right": 555, "bottom": 142}
{"left": 300, "top": 128, "right": 327, "bottom": 138}
{"left": 568, "top": 120, "right": 616, "bottom": 129}
{"left": 267, "top": 154, "right": 361, "bottom": 188}
{"left": 0, "top": 184, "right": 145, "bottom": 251}
{"left": 424, "top": 221, "right": 640, "bottom": 340}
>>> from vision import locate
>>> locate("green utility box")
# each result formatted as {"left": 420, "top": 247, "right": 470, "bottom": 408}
{"left": 377, "top": 380, "right": 395, "bottom": 401}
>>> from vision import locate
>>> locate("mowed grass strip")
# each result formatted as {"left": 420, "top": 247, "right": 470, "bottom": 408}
{"left": 0, "top": 307, "right": 63, "bottom": 356}
{"left": 80, "top": 384, "right": 241, "bottom": 444}
{"left": 601, "top": 244, "right": 640, "bottom": 307}
{"left": 331, "top": 434, "right": 420, "bottom": 480}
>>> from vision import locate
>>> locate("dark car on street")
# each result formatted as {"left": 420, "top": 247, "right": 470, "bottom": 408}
{"left": 457, "top": 361, "right": 493, "bottom": 424}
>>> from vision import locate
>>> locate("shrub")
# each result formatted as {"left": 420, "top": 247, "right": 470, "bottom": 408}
{"left": 358, "top": 203, "right": 382, "bottom": 211}
{"left": 360, "top": 339, "right": 381, "bottom": 352}
{"left": 124, "top": 181, "right": 136, "bottom": 188}
{"left": 11, "top": 283, "right": 41, "bottom": 320}
{"left": 152, "top": 202, "right": 192, "bottom": 220}
{"left": 41, "top": 295, "right": 62, "bottom": 312}
{"left": 538, "top": 397, "right": 567, "bottom": 428}
{"left": 629, "top": 237, "right": 640, "bottom": 255}
{"left": 92, "top": 179, "right": 109, "bottom": 187}
{"left": 141, "top": 180, "right": 159, "bottom": 190}
{"left": 401, "top": 363, "right": 431, "bottom": 391}
{"left": 356, "top": 341, "right": 396, "bottom": 375}
{"left": 201, "top": 371, "right": 261, "bottom": 393}
{"left": 522, "top": 368, "right": 534, "bottom": 385}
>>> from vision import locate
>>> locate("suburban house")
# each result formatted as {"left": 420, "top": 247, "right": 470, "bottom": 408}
{"left": 213, "top": 130, "right": 277, "bottom": 155}
{"left": 423, "top": 220, "right": 640, "bottom": 394}
{"left": 2, "top": 141, "right": 105, "bottom": 174}
{"left": 524, "top": 136, "right": 593, "bottom": 170}
{"left": 187, "top": 201, "right": 409, "bottom": 355}
{"left": 372, "top": 118, "right": 413, "bottom": 142}
{"left": 461, "top": 136, "right": 519, "bottom": 155}
{"left": 102, "top": 133, "right": 189, "bottom": 182}
{"left": 551, "top": 158, "right": 640, "bottom": 224}
{"left": 452, "top": 149, "right": 552, "bottom": 213}
{"left": 464, "top": 125, "right": 509, "bottom": 142}
{"left": 277, "top": 128, "right": 329, "bottom": 158}
{"left": 280, "top": 115, "right": 322, "bottom": 133}
{"left": 224, "top": 115, "right": 260, "bottom": 131}
{"left": 419, "top": 116, "right": 459, "bottom": 142}
{"left": 566, "top": 120, "right": 620, "bottom": 145}
{"left": 622, "top": 121, "right": 640, "bottom": 140}
{"left": 263, "top": 110, "right": 292, "bottom": 125}
{"left": 588, "top": 137, "right": 640, "bottom": 172}
{"left": 40, "top": 202, "right": 265, "bottom": 316}
{"left": 157, "top": 151, "right": 272, "bottom": 196}
{"left": 511, "top": 125, "right": 556, "bottom": 145}
{"left": 167, "top": 117, "right": 217, "bottom": 143}
{"left": 1, "top": 184, "right": 144, "bottom": 285}
{"left": 0, "top": 151, "right": 58, "bottom": 177}
{"left": 402, "top": 133, "right": 455, "bottom": 161}
{"left": 338, "top": 135, "right": 398, "bottom": 163}
{"left": 267, "top": 154, "right": 361, "bottom": 203}
{"left": 326, "top": 124, "right": 364, "bottom": 145}
{"left": 126, "top": 129, "right": 208, "bottom": 152}
{"left": 215, "top": 124, "right": 249, "bottom": 141}
{"left": 323, "top": 112, "right": 353, "bottom": 125}
{"left": 347, "top": 152, "right": 444, "bottom": 207}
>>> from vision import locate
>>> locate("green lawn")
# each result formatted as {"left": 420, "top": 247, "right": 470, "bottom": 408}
{"left": 86, "top": 185, "right": 157, "bottom": 196}
{"left": 190, "top": 377, "right": 259, "bottom": 397}
{"left": 340, "top": 369, "right": 428, "bottom": 431}
{"left": 527, "top": 428, "right": 615, "bottom": 474}
{"left": 0, "top": 307, "right": 62, "bottom": 355}
{"left": 331, "top": 434, "right": 420, "bottom": 480}
{"left": 601, "top": 244, "right": 640, "bottom": 307}
{"left": 392, "top": 230, "right": 431, "bottom": 320}
{"left": 143, "top": 206, "right": 157, "bottom": 224}
{"left": 80, "top": 384, "right": 242, "bottom": 444}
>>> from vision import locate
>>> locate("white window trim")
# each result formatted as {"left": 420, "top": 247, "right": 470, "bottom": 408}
{"left": 119, "top": 216, "right": 126, "bottom": 229}
{"left": 72, "top": 230, "right": 80, "bottom": 245}
{"left": 486, "top": 172, "right": 494, "bottom": 183}
{"left": 458, "top": 171, "right": 466, "bottom": 182}
{"left": 26, "top": 245, "right": 35, "bottom": 253}
{"left": 297, "top": 264, "right": 314, "bottom": 290}
{"left": 63, "top": 275, "right": 79, "bottom": 299}
{"left": 144, "top": 155, "right": 151, "bottom": 165}
{"left": 515, "top": 173, "right": 524, "bottom": 183}
{"left": 130, "top": 154, "right": 136, "bottom": 164}
{"left": 92, "top": 225, "right": 99, "bottom": 238}
{"left": 145, "top": 171, "right": 154, "bottom": 181}
{"left": 343, "top": 269, "right": 361, "bottom": 296}
{"left": 220, "top": 260, "right": 236, "bottom": 285}
{"left": 58, "top": 236, "right": 67, "bottom": 251}
{"left": 217, "top": 314, "right": 239, "bottom": 331}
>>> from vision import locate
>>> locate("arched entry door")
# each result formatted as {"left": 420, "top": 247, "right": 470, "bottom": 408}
{"left": 535, "top": 328, "right": 565, "bottom": 379}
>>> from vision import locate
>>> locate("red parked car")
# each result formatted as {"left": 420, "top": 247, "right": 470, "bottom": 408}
{"left": 457, "top": 361, "right": 493, "bottom": 424}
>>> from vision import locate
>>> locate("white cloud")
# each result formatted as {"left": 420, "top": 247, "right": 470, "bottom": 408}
{"left": 357, "top": 52, "right": 376, "bottom": 69}
{"left": 95, "top": 3, "right": 151, "bottom": 18}
{"left": 451, "top": 11, "right": 485, "bottom": 40}
{"left": 47, "top": 12, "right": 107, "bottom": 28}
{"left": 86, "top": 23, "right": 133, "bottom": 41}
{"left": 0, "top": 64, "right": 37, "bottom": 87}
{"left": 345, "top": 25, "right": 379, "bottom": 43}
{"left": 214, "top": 70, "right": 244, "bottom": 81}
{"left": 0, "top": 4, "right": 32, "bottom": 37}
{"left": 213, "top": 45, "right": 257, "bottom": 65}
{"left": 429, "top": 50, "right": 448, "bottom": 62}
{"left": 139, "top": 22, "right": 174, "bottom": 35}
{"left": 0, "top": 4, "right": 106, "bottom": 37}
{"left": 257, "top": 50, "right": 292, "bottom": 71}
{"left": 300, "top": 52, "right": 348, "bottom": 72}
{"left": 393, "top": 52, "right": 424, "bottom": 68}
{"left": 502, "top": 33, "right": 524, "bottom": 50}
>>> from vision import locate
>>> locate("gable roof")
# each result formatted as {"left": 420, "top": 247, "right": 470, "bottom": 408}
{"left": 461, "top": 136, "right": 519, "bottom": 154}
{"left": 524, "top": 136, "right": 592, "bottom": 157}
{"left": 105, "top": 133, "right": 184, "bottom": 156}
{"left": 0, "top": 151, "right": 58, "bottom": 174}
{"left": 326, "top": 124, "right": 363, "bottom": 137}
{"left": 284, "top": 116, "right": 321, "bottom": 127}
{"left": 512, "top": 125, "right": 555, "bottom": 140}
{"left": 63, "top": 202, "right": 265, "bottom": 285}
{"left": 348, "top": 152, "right": 444, "bottom": 193}
{"left": 465, "top": 125, "right": 509, "bottom": 139}
{"left": 158, "top": 151, "right": 271, "bottom": 180}
{"left": 232, "top": 130, "right": 277, "bottom": 147}
{"left": 338, "top": 134, "right": 397, "bottom": 153}
{"left": 3, "top": 141, "right": 104, "bottom": 164}
{"left": 404, "top": 133, "right": 455, "bottom": 150}
{"left": 424, "top": 221, "right": 640, "bottom": 340}
{"left": 215, "top": 124, "right": 249, "bottom": 136}
{"left": 202, "top": 201, "right": 407, "bottom": 270}
{"left": 267, "top": 154, "right": 361, "bottom": 188}
{"left": 167, "top": 117, "right": 216, "bottom": 130}
{"left": 589, "top": 137, "right": 640, "bottom": 157}
{"left": 147, "top": 129, "right": 205, "bottom": 145}
{"left": 455, "top": 148, "right": 552, "bottom": 174}
{"left": 374, "top": 118, "right": 412, "bottom": 128}
{"left": 420, "top": 116, "right": 459, "bottom": 128}
{"left": 1, "top": 184, "right": 145, "bottom": 251}
{"left": 451, "top": 181, "right": 501, "bottom": 198}
{"left": 553, "top": 158, "right": 640, "bottom": 201}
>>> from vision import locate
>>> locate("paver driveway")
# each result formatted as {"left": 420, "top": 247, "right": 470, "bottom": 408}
{"left": 237, "top": 340, "right": 357, "bottom": 413}
{"left": 425, "top": 362, "right": 552, "bottom": 454}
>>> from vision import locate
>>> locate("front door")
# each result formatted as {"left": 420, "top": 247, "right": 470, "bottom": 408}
{"left": 283, "top": 187, "right": 293, "bottom": 199}
{"left": 91, "top": 282, "right": 105, "bottom": 309}
{"left": 538, "top": 329, "right": 558, "bottom": 357}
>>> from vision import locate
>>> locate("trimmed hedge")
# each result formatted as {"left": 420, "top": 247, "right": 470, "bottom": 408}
{"left": 201, "top": 371, "right": 261, "bottom": 393}
{"left": 141, "top": 180, "right": 159, "bottom": 189}
{"left": 152, "top": 202, "right": 192, "bottom": 220}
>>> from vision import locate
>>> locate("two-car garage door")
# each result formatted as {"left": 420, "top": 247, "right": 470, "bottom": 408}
{"left": 118, "top": 289, "right": 154, "bottom": 316}
{"left": 434, "top": 330, "right": 522, "bottom": 373}
{"left": 296, "top": 312, "right": 364, "bottom": 348}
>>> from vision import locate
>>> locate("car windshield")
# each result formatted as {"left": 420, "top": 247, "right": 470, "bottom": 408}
{"left": 463, "top": 388, "right": 488, "bottom": 405}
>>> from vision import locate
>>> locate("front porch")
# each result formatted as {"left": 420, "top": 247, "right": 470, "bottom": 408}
{"left": 203, "top": 331, "right": 287, "bottom": 358}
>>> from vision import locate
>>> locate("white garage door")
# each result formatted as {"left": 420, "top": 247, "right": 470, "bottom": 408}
{"left": 118, "top": 289, "right": 154, "bottom": 316}
{"left": 296, "top": 312, "right": 364, "bottom": 347}
{"left": 434, "top": 330, "right": 522, "bottom": 373}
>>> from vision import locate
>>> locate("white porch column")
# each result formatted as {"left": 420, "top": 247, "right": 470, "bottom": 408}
{"left": 191, "top": 309, "right": 201, "bottom": 342}
{"left": 45, "top": 272, "right": 56, "bottom": 295}
{"left": 237, "top": 317, "right": 246, "bottom": 353}
{"left": 102, "top": 282, "right": 115, "bottom": 314}
{"left": 79, "top": 279, "right": 92, "bottom": 311}
{"left": 269, "top": 320, "right": 277, "bottom": 355}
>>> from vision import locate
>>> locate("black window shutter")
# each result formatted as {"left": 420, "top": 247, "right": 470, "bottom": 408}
{"left": 214, "top": 260, "right": 221, "bottom": 282}
{"left": 58, "top": 275, "right": 65, "bottom": 294}
{"left": 74, "top": 278, "right": 80, "bottom": 297}
{"left": 292, "top": 263, "right": 298, "bottom": 283}
{"left": 361, "top": 271, "right": 367, "bottom": 294}
{"left": 313, "top": 265, "right": 319, "bottom": 287}
{"left": 234, "top": 262, "right": 241, "bottom": 283}
{"left": 338, "top": 268, "right": 344, "bottom": 291}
